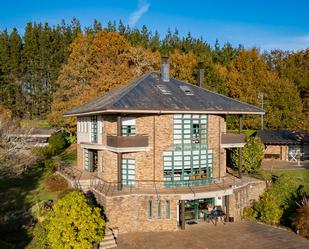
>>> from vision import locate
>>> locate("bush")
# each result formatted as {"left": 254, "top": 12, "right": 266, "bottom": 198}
{"left": 46, "top": 191, "right": 105, "bottom": 249}
{"left": 254, "top": 192, "right": 282, "bottom": 225}
{"left": 48, "top": 131, "right": 69, "bottom": 154}
{"left": 292, "top": 197, "right": 309, "bottom": 238}
{"left": 26, "top": 221, "right": 49, "bottom": 249}
{"left": 45, "top": 174, "right": 68, "bottom": 192}
{"left": 242, "top": 206, "right": 257, "bottom": 221}
{"left": 231, "top": 136, "right": 264, "bottom": 173}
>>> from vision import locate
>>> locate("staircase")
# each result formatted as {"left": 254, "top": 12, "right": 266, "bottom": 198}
{"left": 99, "top": 227, "right": 118, "bottom": 249}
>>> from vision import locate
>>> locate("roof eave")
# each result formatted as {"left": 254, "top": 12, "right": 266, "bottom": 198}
{"left": 64, "top": 109, "right": 265, "bottom": 117}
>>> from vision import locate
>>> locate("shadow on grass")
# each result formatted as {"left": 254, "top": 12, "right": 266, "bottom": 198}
{"left": 0, "top": 166, "right": 46, "bottom": 248}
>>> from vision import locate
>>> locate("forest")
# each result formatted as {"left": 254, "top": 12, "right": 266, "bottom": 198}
{"left": 0, "top": 19, "right": 308, "bottom": 131}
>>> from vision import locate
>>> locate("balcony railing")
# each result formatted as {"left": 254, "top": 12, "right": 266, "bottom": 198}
{"left": 89, "top": 175, "right": 243, "bottom": 197}
{"left": 106, "top": 134, "right": 149, "bottom": 148}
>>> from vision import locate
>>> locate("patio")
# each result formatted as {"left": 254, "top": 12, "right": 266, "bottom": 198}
{"left": 117, "top": 221, "right": 309, "bottom": 249}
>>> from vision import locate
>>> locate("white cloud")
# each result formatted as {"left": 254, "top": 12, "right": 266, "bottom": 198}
{"left": 128, "top": 0, "right": 150, "bottom": 27}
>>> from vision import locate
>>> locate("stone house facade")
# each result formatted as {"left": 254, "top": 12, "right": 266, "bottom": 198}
{"left": 62, "top": 58, "right": 266, "bottom": 233}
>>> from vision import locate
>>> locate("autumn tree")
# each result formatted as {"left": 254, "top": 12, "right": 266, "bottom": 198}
{"left": 49, "top": 31, "right": 160, "bottom": 130}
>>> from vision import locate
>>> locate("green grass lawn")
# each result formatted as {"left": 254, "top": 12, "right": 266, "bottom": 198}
{"left": 20, "top": 119, "right": 51, "bottom": 128}
{"left": 0, "top": 145, "right": 77, "bottom": 248}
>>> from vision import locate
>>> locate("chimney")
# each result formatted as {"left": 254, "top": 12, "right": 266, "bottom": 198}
{"left": 197, "top": 62, "right": 204, "bottom": 87}
{"left": 161, "top": 56, "right": 169, "bottom": 82}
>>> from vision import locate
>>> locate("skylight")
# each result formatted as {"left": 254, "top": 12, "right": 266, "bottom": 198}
{"left": 179, "top": 85, "right": 194, "bottom": 95}
{"left": 157, "top": 85, "right": 171, "bottom": 95}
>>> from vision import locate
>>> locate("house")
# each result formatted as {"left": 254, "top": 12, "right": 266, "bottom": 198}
{"left": 255, "top": 130, "right": 309, "bottom": 161}
{"left": 60, "top": 57, "right": 266, "bottom": 233}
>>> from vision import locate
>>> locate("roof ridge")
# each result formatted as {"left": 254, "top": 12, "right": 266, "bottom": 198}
{"left": 107, "top": 72, "right": 153, "bottom": 108}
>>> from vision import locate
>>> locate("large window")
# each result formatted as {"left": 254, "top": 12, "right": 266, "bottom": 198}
{"left": 162, "top": 114, "right": 212, "bottom": 187}
{"left": 91, "top": 116, "right": 98, "bottom": 143}
{"left": 122, "top": 158, "right": 135, "bottom": 186}
{"left": 122, "top": 117, "right": 136, "bottom": 136}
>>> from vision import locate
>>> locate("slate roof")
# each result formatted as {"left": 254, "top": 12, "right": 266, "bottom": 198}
{"left": 64, "top": 72, "right": 264, "bottom": 116}
{"left": 255, "top": 130, "right": 309, "bottom": 145}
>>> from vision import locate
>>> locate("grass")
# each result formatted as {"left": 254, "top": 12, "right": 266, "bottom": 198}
{"left": 20, "top": 119, "right": 51, "bottom": 128}
{"left": 0, "top": 145, "right": 77, "bottom": 248}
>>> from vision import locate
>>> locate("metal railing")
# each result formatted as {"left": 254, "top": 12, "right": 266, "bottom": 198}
{"left": 58, "top": 165, "right": 83, "bottom": 189}
{"left": 89, "top": 175, "right": 243, "bottom": 197}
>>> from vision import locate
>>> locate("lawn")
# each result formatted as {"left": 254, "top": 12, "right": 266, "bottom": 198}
{"left": 0, "top": 145, "right": 77, "bottom": 248}
{"left": 254, "top": 169, "right": 309, "bottom": 192}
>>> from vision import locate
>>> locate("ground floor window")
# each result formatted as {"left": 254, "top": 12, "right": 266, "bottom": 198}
{"left": 166, "top": 200, "right": 170, "bottom": 219}
{"left": 84, "top": 149, "right": 98, "bottom": 172}
{"left": 157, "top": 200, "right": 162, "bottom": 219}
{"left": 147, "top": 200, "right": 152, "bottom": 218}
{"left": 122, "top": 158, "right": 135, "bottom": 186}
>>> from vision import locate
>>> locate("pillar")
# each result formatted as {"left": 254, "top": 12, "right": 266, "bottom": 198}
{"left": 238, "top": 115, "right": 243, "bottom": 179}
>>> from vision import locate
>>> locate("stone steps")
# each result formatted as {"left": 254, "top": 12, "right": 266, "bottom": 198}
{"left": 99, "top": 227, "right": 117, "bottom": 249}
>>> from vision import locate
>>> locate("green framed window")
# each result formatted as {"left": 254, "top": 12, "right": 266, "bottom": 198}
{"left": 157, "top": 200, "right": 161, "bottom": 219}
{"left": 147, "top": 200, "right": 152, "bottom": 218}
{"left": 163, "top": 114, "right": 213, "bottom": 187}
{"left": 122, "top": 159, "right": 135, "bottom": 186}
{"left": 91, "top": 115, "right": 98, "bottom": 143}
{"left": 166, "top": 200, "right": 170, "bottom": 219}
{"left": 84, "top": 149, "right": 98, "bottom": 172}
{"left": 122, "top": 125, "right": 136, "bottom": 136}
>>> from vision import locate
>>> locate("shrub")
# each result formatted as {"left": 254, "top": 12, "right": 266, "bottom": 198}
{"left": 292, "top": 197, "right": 309, "bottom": 238}
{"left": 30, "top": 200, "right": 53, "bottom": 221}
{"left": 65, "top": 134, "right": 77, "bottom": 144}
{"left": 26, "top": 221, "right": 49, "bottom": 249}
{"left": 242, "top": 206, "right": 257, "bottom": 221}
{"left": 46, "top": 191, "right": 105, "bottom": 249}
{"left": 45, "top": 174, "right": 68, "bottom": 192}
{"left": 254, "top": 192, "right": 282, "bottom": 225}
{"left": 48, "top": 132, "right": 69, "bottom": 154}
{"left": 231, "top": 136, "right": 264, "bottom": 173}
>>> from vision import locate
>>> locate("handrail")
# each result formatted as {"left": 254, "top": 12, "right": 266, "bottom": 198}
{"left": 88, "top": 174, "right": 240, "bottom": 197}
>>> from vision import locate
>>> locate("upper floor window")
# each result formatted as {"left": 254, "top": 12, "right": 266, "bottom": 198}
{"left": 192, "top": 123, "right": 201, "bottom": 143}
{"left": 91, "top": 115, "right": 98, "bottom": 143}
{"left": 122, "top": 117, "right": 136, "bottom": 136}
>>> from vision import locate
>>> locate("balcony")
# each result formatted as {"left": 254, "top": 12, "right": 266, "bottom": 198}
{"left": 221, "top": 133, "right": 246, "bottom": 148}
{"left": 106, "top": 134, "right": 149, "bottom": 152}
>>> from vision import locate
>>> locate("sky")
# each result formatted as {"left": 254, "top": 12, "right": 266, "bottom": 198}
{"left": 1, "top": 0, "right": 309, "bottom": 51}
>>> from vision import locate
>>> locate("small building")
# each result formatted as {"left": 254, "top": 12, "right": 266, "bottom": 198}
{"left": 60, "top": 57, "right": 266, "bottom": 233}
{"left": 255, "top": 130, "right": 309, "bottom": 161}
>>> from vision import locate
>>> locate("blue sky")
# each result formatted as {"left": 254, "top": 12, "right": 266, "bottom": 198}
{"left": 1, "top": 0, "right": 309, "bottom": 51}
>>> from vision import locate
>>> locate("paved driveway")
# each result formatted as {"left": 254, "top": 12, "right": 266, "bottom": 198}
{"left": 117, "top": 221, "right": 309, "bottom": 249}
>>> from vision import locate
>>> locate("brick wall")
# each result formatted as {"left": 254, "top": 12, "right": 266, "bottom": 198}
{"left": 208, "top": 115, "right": 227, "bottom": 179}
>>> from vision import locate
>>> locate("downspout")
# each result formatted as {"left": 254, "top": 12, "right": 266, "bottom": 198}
{"left": 218, "top": 116, "right": 221, "bottom": 179}
{"left": 153, "top": 115, "right": 156, "bottom": 182}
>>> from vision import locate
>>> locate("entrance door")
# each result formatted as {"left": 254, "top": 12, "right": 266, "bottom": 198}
{"left": 184, "top": 198, "right": 215, "bottom": 222}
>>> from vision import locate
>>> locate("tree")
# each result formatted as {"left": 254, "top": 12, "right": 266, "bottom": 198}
{"left": 46, "top": 191, "right": 105, "bottom": 249}
{"left": 49, "top": 31, "right": 159, "bottom": 130}
{"left": 0, "top": 105, "right": 37, "bottom": 176}
{"left": 231, "top": 136, "right": 264, "bottom": 173}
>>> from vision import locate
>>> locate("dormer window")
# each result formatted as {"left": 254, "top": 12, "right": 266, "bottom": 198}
{"left": 156, "top": 85, "right": 171, "bottom": 95}
{"left": 180, "top": 85, "right": 194, "bottom": 95}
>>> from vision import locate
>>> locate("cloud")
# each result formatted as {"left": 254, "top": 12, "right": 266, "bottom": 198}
{"left": 128, "top": 0, "right": 150, "bottom": 27}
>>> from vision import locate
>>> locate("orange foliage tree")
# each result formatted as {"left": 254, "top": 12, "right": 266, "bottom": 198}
{"left": 49, "top": 32, "right": 160, "bottom": 130}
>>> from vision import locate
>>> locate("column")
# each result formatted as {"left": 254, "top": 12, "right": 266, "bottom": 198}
{"left": 117, "top": 115, "right": 122, "bottom": 191}
{"left": 238, "top": 115, "right": 243, "bottom": 179}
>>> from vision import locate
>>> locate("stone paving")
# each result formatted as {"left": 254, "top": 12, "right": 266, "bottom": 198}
{"left": 117, "top": 221, "right": 309, "bottom": 249}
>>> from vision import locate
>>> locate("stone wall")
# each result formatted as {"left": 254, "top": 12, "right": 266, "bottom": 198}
{"left": 228, "top": 180, "right": 266, "bottom": 221}
{"left": 92, "top": 190, "right": 179, "bottom": 233}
